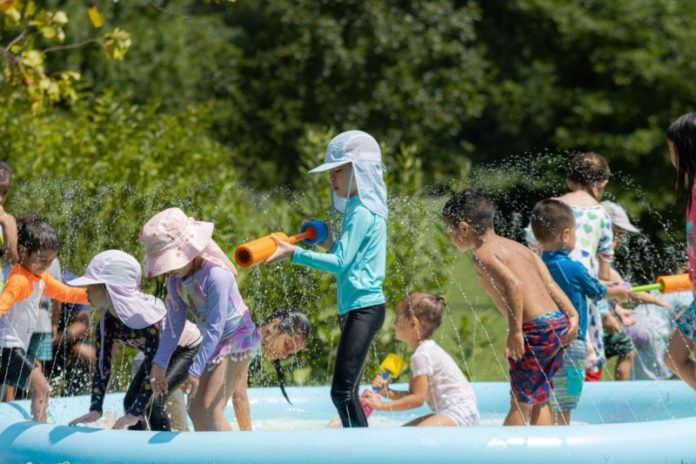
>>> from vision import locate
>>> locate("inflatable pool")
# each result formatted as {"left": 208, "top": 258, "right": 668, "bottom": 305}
{"left": 0, "top": 381, "right": 694, "bottom": 463}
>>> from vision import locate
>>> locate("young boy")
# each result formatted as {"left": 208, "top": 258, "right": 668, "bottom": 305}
{"left": 442, "top": 189, "right": 579, "bottom": 426}
{"left": 0, "top": 214, "right": 89, "bottom": 421}
{"left": 530, "top": 199, "right": 630, "bottom": 425}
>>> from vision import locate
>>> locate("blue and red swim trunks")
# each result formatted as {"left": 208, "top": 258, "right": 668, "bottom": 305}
{"left": 508, "top": 309, "right": 569, "bottom": 404}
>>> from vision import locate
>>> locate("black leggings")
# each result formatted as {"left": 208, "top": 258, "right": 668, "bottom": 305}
{"left": 124, "top": 345, "right": 198, "bottom": 431}
{"left": 331, "top": 304, "right": 385, "bottom": 428}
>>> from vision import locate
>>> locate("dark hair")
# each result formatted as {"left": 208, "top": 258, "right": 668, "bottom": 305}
{"left": 0, "top": 162, "right": 11, "bottom": 182}
{"left": 264, "top": 307, "right": 310, "bottom": 341}
{"left": 530, "top": 199, "right": 575, "bottom": 243}
{"left": 264, "top": 307, "right": 310, "bottom": 405}
{"left": 397, "top": 293, "right": 447, "bottom": 339}
{"left": 667, "top": 112, "right": 696, "bottom": 210}
{"left": 442, "top": 188, "right": 494, "bottom": 234}
{"left": 17, "top": 214, "right": 60, "bottom": 254}
{"left": 567, "top": 152, "right": 610, "bottom": 186}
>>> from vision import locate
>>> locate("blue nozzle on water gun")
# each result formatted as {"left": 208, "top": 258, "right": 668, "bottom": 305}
{"left": 299, "top": 220, "right": 329, "bottom": 246}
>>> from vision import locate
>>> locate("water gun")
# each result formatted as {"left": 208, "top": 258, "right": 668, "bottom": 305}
{"left": 360, "top": 353, "right": 407, "bottom": 418}
{"left": 631, "top": 273, "right": 692, "bottom": 294}
{"left": 234, "top": 220, "right": 329, "bottom": 268}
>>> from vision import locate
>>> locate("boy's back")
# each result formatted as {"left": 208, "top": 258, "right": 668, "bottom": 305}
{"left": 474, "top": 234, "right": 566, "bottom": 323}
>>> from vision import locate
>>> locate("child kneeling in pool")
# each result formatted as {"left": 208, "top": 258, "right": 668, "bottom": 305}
{"left": 361, "top": 293, "right": 479, "bottom": 426}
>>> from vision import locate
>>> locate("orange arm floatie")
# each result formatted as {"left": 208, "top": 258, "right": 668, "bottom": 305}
{"left": 0, "top": 269, "right": 33, "bottom": 317}
{"left": 43, "top": 273, "right": 89, "bottom": 305}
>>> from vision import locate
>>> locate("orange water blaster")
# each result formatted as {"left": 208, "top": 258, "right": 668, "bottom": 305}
{"left": 234, "top": 220, "right": 329, "bottom": 269}
{"left": 631, "top": 273, "right": 692, "bottom": 294}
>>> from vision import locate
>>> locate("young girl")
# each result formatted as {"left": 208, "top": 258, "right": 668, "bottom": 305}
{"left": 0, "top": 215, "right": 88, "bottom": 421}
{"left": 664, "top": 112, "right": 696, "bottom": 390}
{"left": 266, "top": 130, "right": 387, "bottom": 428}
{"left": 362, "top": 293, "right": 479, "bottom": 427}
{"left": 141, "top": 208, "right": 310, "bottom": 431}
{"left": 527, "top": 152, "right": 615, "bottom": 379}
{"left": 68, "top": 250, "right": 202, "bottom": 431}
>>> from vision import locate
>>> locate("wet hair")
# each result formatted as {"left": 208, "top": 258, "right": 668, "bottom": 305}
{"left": 530, "top": 199, "right": 575, "bottom": 243}
{"left": 263, "top": 307, "right": 311, "bottom": 405}
{"left": 567, "top": 152, "right": 611, "bottom": 186}
{"left": 397, "top": 293, "right": 447, "bottom": 339}
{"left": 17, "top": 214, "right": 60, "bottom": 254}
{"left": 0, "top": 162, "right": 11, "bottom": 182}
{"left": 442, "top": 188, "right": 494, "bottom": 234}
{"left": 667, "top": 112, "right": 696, "bottom": 210}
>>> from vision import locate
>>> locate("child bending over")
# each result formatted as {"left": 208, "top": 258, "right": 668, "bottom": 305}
{"left": 443, "top": 189, "right": 578, "bottom": 426}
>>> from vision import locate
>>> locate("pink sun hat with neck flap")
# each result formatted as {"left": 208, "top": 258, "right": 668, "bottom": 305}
{"left": 140, "top": 207, "right": 237, "bottom": 278}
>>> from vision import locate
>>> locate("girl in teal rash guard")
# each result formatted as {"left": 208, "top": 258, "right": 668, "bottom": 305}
{"left": 266, "top": 130, "right": 387, "bottom": 428}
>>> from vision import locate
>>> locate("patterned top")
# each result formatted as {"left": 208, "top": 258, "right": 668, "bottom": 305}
{"left": 154, "top": 259, "right": 259, "bottom": 378}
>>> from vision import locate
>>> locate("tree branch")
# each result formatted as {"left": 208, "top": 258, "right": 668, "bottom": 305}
{"left": 42, "top": 38, "right": 99, "bottom": 54}
{"left": 5, "top": 31, "right": 27, "bottom": 51}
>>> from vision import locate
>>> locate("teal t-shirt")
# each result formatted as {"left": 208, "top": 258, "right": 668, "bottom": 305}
{"left": 291, "top": 196, "right": 386, "bottom": 314}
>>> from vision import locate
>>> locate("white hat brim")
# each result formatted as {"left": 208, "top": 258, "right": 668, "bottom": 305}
{"left": 616, "top": 222, "right": 640, "bottom": 234}
{"left": 308, "top": 160, "right": 352, "bottom": 174}
{"left": 67, "top": 276, "right": 105, "bottom": 287}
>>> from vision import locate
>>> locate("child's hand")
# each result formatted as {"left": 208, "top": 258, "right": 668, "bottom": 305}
{"left": 316, "top": 222, "right": 334, "bottom": 250}
{"left": 615, "top": 287, "right": 631, "bottom": 304}
{"left": 180, "top": 374, "right": 200, "bottom": 398}
{"left": 371, "top": 375, "right": 390, "bottom": 397}
{"left": 564, "top": 315, "right": 579, "bottom": 346}
{"left": 264, "top": 234, "right": 295, "bottom": 264}
{"left": 505, "top": 331, "right": 525, "bottom": 361}
{"left": 361, "top": 390, "right": 385, "bottom": 411}
{"left": 112, "top": 413, "right": 140, "bottom": 430}
{"left": 150, "top": 364, "right": 169, "bottom": 396}
{"left": 69, "top": 410, "right": 102, "bottom": 426}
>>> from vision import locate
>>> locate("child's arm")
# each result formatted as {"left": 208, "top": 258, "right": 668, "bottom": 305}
{"left": 0, "top": 270, "right": 33, "bottom": 317}
{"left": 152, "top": 283, "right": 187, "bottom": 372}
{"left": 475, "top": 252, "right": 527, "bottom": 360}
{"left": 532, "top": 254, "right": 579, "bottom": 342}
{"left": 88, "top": 319, "right": 115, "bottom": 416}
{"left": 629, "top": 292, "right": 673, "bottom": 308}
{"left": 43, "top": 274, "right": 89, "bottom": 305}
{"left": 597, "top": 210, "right": 614, "bottom": 281}
{"left": 362, "top": 374, "right": 429, "bottom": 412}
{"left": 370, "top": 374, "right": 409, "bottom": 400}
{"left": 119, "top": 326, "right": 160, "bottom": 425}
{"left": 0, "top": 209, "right": 18, "bottom": 263}
{"left": 289, "top": 208, "right": 372, "bottom": 274}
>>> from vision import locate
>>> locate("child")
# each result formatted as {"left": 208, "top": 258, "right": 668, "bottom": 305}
{"left": 265, "top": 130, "right": 387, "bottom": 428}
{"left": 0, "top": 161, "right": 18, "bottom": 265}
{"left": 664, "top": 112, "right": 696, "bottom": 390}
{"left": 526, "top": 152, "right": 615, "bottom": 380}
{"left": 141, "top": 208, "right": 310, "bottom": 431}
{"left": 68, "top": 250, "right": 202, "bottom": 431}
{"left": 361, "top": 293, "right": 479, "bottom": 427}
{"left": 0, "top": 214, "right": 89, "bottom": 421}
{"left": 443, "top": 189, "right": 578, "bottom": 426}
{"left": 530, "top": 199, "right": 630, "bottom": 425}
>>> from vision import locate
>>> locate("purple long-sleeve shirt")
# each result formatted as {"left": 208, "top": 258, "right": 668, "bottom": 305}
{"left": 153, "top": 260, "right": 259, "bottom": 378}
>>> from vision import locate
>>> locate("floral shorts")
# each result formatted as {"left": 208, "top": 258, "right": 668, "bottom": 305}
{"left": 508, "top": 310, "right": 569, "bottom": 404}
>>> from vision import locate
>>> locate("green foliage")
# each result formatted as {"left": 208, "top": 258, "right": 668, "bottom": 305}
{"left": 0, "top": 90, "right": 453, "bottom": 389}
{"left": 0, "top": 1, "right": 131, "bottom": 111}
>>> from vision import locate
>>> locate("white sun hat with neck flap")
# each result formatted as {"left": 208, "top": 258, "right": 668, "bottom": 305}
{"left": 309, "top": 130, "right": 388, "bottom": 219}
